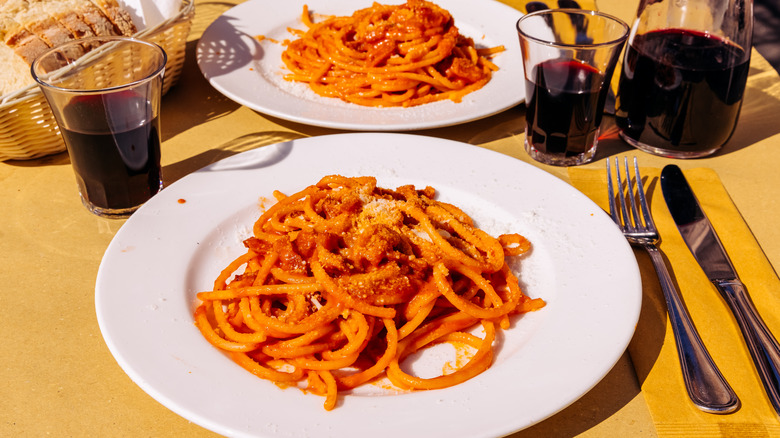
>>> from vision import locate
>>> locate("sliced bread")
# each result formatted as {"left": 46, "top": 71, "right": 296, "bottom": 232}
{"left": 0, "top": 0, "right": 137, "bottom": 96}
{"left": 88, "top": 0, "right": 135, "bottom": 36}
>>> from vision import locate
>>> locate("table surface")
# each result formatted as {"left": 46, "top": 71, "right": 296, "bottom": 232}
{"left": 3, "top": 0, "right": 779, "bottom": 436}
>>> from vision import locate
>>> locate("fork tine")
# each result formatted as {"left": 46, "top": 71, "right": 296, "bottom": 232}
{"left": 615, "top": 158, "right": 633, "bottom": 230}
{"left": 632, "top": 156, "right": 656, "bottom": 231}
{"left": 623, "top": 157, "right": 642, "bottom": 229}
{"left": 606, "top": 158, "right": 620, "bottom": 224}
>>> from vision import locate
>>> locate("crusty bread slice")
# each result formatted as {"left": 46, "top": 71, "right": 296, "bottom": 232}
{"left": 88, "top": 0, "right": 135, "bottom": 36}
{"left": 0, "top": 11, "right": 50, "bottom": 63}
{"left": 0, "top": 1, "right": 38, "bottom": 95}
{"left": 42, "top": 1, "right": 97, "bottom": 40}
{"left": 16, "top": 3, "right": 77, "bottom": 47}
{"left": 0, "top": 0, "right": 36, "bottom": 45}
{"left": 0, "top": 10, "right": 48, "bottom": 95}
{"left": 0, "top": 10, "right": 22, "bottom": 44}
{"left": 70, "top": 1, "right": 118, "bottom": 36}
{"left": 0, "top": 40, "right": 35, "bottom": 95}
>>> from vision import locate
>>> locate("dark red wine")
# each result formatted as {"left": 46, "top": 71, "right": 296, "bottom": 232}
{"left": 524, "top": 59, "right": 608, "bottom": 159}
{"left": 60, "top": 93, "right": 161, "bottom": 212}
{"left": 615, "top": 29, "right": 750, "bottom": 156}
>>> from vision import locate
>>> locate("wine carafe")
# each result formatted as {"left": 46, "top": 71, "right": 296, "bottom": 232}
{"left": 615, "top": 0, "right": 753, "bottom": 158}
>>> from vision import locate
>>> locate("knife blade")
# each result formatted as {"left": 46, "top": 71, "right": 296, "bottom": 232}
{"left": 661, "top": 164, "right": 780, "bottom": 415}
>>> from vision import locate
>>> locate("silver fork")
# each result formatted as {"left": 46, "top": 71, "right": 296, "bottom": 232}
{"left": 607, "top": 157, "right": 740, "bottom": 414}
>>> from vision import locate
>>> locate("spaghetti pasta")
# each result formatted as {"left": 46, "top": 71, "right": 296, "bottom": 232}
{"left": 280, "top": 0, "right": 505, "bottom": 107}
{"left": 194, "top": 175, "right": 545, "bottom": 410}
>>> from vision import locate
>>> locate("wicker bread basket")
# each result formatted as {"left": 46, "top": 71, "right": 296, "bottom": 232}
{"left": 0, "top": 0, "right": 195, "bottom": 161}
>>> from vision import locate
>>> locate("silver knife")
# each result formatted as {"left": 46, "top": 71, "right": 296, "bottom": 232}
{"left": 661, "top": 164, "right": 780, "bottom": 415}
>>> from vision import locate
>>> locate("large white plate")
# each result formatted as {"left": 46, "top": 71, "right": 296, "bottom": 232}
{"left": 196, "top": 0, "right": 525, "bottom": 131}
{"left": 96, "top": 133, "right": 641, "bottom": 438}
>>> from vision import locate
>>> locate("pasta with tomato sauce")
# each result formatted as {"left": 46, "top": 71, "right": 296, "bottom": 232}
{"left": 279, "top": 0, "right": 505, "bottom": 107}
{"left": 194, "top": 175, "right": 544, "bottom": 410}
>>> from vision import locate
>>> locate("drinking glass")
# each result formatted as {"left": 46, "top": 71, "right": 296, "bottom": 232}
{"left": 517, "top": 9, "right": 629, "bottom": 166}
{"left": 32, "top": 37, "right": 166, "bottom": 218}
{"left": 615, "top": 0, "right": 753, "bottom": 158}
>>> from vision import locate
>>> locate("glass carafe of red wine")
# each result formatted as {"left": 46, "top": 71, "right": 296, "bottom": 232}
{"left": 615, "top": 0, "right": 753, "bottom": 158}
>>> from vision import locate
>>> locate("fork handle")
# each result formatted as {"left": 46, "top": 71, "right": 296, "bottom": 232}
{"left": 714, "top": 280, "right": 780, "bottom": 415}
{"left": 644, "top": 244, "right": 740, "bottom": 413}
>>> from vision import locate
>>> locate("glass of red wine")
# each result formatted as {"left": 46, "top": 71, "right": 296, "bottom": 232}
{"left": 615, "top": 0, "right": 753, "bottom": 158}
{"left": 32, "top": 37, "right": 166, "bottom": 218}
{"left": 517, "top": 9, "right": 629, "bottom": 166}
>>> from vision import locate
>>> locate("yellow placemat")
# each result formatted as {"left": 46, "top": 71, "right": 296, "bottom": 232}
{"left": 569, "top": 166, "right": 780, "bottom": 437}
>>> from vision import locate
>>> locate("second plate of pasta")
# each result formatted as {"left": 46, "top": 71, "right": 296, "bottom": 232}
{"left": 197, "top": 0, "right": 525, "bottom": 131}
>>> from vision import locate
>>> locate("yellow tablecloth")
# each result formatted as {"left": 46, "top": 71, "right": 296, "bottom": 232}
{"left": 3, "top": 0, "right": 780, "bottom": 436}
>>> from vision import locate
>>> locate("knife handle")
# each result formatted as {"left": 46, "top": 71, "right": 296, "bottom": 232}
{"left": 645, "top": 246, "right": 740, "bottom": 413}
{"left": 716, "top": 280, "right": 780, "bottom": 414}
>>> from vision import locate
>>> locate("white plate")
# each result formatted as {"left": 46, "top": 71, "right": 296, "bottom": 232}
{"left": 96, "top": 133, "right": 641, "bottom": 438}
{"left": 196, "top": 0, "right": 525, "bottom": 131}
